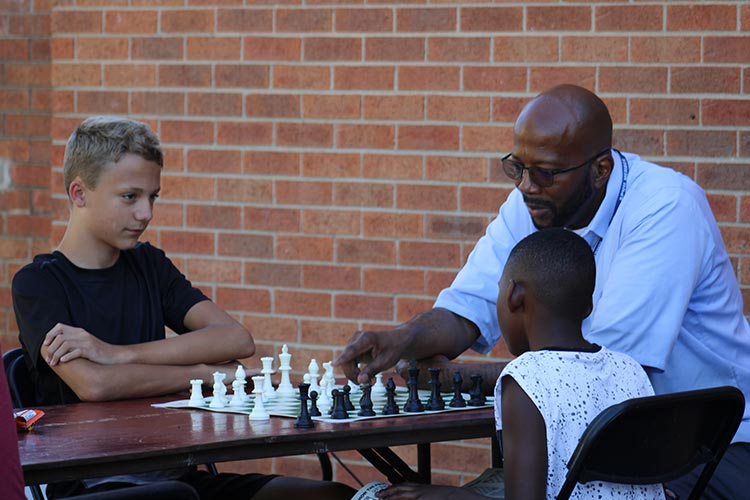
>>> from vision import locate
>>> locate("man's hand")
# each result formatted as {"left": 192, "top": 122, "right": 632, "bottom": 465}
{"left": 334, "top": 329, "right": 408, "bottom": 385}
{"left": 43, "top": 323, "right": 125, "bottom": 366}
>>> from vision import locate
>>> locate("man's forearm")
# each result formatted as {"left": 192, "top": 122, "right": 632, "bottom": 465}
{"left": 399, "top": 308, "right": 481, "bottom": 361}
{"left": 452, "top": 362, "right": 507, "bottom": 395}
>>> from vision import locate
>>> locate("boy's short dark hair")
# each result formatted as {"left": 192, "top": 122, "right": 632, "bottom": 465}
{"left": 63, "top": 116, "right": 163, "bottom": 195}
{"left": 505, "top": 228, "right": 596, "bottom": 319}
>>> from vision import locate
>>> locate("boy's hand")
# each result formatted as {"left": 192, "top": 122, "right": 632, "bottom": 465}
{"left": 376, "top": 484, "right": 479, "bottom": 500}
{"left": 43, "top": 323, "right": 123, "bottom": 366}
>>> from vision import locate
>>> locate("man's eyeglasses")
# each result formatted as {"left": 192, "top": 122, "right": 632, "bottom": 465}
{"left": 499, "top": 148, "right": 610, "bottom": 188}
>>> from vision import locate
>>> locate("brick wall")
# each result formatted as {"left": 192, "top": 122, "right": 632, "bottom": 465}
{"left": 2, "top": 0, "right": 749, "bottom": 489}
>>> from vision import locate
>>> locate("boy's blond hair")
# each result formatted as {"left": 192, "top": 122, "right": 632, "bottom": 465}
{"left": 63, "top": 116, "right": 163, "bottom": 194}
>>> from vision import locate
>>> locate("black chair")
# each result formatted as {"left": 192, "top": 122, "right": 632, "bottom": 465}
{"left": 556, "top": 386, "right": 745, "bottom": 500}
{"left": 72, "top": 481, "right": 199, "bottom": 500}
{"left": 4, "top": 348, "right": 37, "bottom": 408}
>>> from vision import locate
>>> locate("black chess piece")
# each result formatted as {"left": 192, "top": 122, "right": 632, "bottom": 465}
{"left": 382, "top": 377, "right": 400, "bottom": 415}
{"left": 309, "top": 390, "right": 321, "bottom": 417}
{"left": 342, "top": 384, "right": 355, "bottom": 411}
{"left": 295, "top": 383, "right": 314, "bottom": 429}
{"left": 425, "top": 367, "right": 445, "bottom": 411}
{"left": 448, "top": 370, "right": 466, "bottom": 408}
{"left": 467, "top": 374, "right": 486, "bottom": 406}
{"left": 403, "top": 361, "right": 424, "bottom": 413}
{"left": 330, "top": 389, "right": 350, "bottom": 419}
{"left": 358, "top": 383, "right": 376, "bottom": 417}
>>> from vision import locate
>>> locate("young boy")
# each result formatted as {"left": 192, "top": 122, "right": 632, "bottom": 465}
{"left": 12, "top": 116, "right": 355, "bottom": 500}
{"left": 377, "top": 229, "right": 664, "bottom": 500}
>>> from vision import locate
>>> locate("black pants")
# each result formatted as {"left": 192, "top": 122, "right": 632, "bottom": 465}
{"left": 665, "top": 442, "right": 750, "bottom": 500}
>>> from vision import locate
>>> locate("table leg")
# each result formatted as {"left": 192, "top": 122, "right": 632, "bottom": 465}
{"left": 357, "top": 447, "right": 422, "bottom": 484}
{"left": 417, "top": 443, "right": 431, "bottom": 484}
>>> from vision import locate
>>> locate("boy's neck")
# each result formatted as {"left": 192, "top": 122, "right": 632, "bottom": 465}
{"left": 57, "top": 226, "right": 121, "bottom": 269}
{"left": 526, "top": 317, "right": 593, "bottom": 352}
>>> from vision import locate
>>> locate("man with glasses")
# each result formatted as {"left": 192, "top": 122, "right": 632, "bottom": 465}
{"left": 336, "top": 84, "right": 750, "bottom": 499}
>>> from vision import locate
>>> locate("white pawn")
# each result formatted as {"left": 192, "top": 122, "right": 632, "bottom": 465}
{"left": 230, "top": 378, "right": 246, "bottom": 407}
{"left": 249, "top": 376, "right": 270, "bottom": 421}
{"left": 260, "top": 357, "right": 276, "bottom": 401}
{"left": 189, "top": 379, "right": 205, "bottom": 406}
{"left": 318, "top": 375, "right": 331, "bottom": 413}
{"left": 276, "top": 344, "right": 295, "bottom": 396}
{"left": 372, "top": 373, "right": 386, "bottom": 397}
{"left": 209, "top": 372, "right": 227, "bottom": 409}
{"left": 307, "top": 358, "right": 320, "bottom": 393}
{"left": 235, "top": 365, "right": 248, "bottom": 402}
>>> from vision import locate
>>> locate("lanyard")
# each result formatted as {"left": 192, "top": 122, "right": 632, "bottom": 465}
{"left": 591, "top": 149, "right": 629, "bottom": 255}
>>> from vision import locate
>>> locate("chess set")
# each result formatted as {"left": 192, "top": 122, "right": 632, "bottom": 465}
{"left": 154, "top": 344, "right": 494, "bottom": 426}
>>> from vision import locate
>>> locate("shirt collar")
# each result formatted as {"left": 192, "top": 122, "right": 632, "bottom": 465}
{"left": 578, "top": 149, "right": 623, "bottom": 243}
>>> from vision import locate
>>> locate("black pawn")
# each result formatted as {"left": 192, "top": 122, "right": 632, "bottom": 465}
{"left": 403, "top": 362, "right": 424, "bottom": 413}
{"left": 425, "top": 367, "right": 445, "bottom": 411}
{"left": 309, "top": 390, "right": 321, "bottom": 417}
{"left": 342, "top": 384, "right": 355, "bottom": 411}
{"left": 357, "top": 383, "right": 376, "bottom": 417}
{"left": 449, "top": 371, "right": 466, "bottom": 408}
{"left": 467, "top": 374, "right": 486, "bottom": 406}
{"left": 295, "top": 383, "right": 314, "bottom": 429}
{"left": 382, "top": 377, "right": 400, "bottom": 415}
{"left": 330, "top": 389, "right": 350, "bottom": 419}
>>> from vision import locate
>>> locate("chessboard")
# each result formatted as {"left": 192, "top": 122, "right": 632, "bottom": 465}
{"left": 154, "top": 386, "right": 493, "bottom": 424}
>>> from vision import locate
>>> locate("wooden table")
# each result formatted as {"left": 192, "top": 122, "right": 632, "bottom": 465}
{"left": 18, "top": 396, "right": 498, "bottom": 486}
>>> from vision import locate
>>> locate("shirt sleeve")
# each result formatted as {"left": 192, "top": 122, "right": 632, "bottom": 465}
{"left": 434, "top": 188, "right": 534, "bottom": 354}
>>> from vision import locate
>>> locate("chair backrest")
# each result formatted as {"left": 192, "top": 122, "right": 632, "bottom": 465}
{"left": 2, "top": 348, "right": 37, "bottom": 408}
{"left": 556, "top": 386, "right": 745, "bottom": 500}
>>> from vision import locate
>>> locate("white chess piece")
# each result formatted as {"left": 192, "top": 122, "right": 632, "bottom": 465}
{"left": 322, "top": 361, "right": 336, "bottom": 390}
{"left": 372, "top": 372, "right": 386, "bottom": 396}
{"left": 249, "top": 376, "right": 270, "bottom": 421}
{"left": 307, "top": 358, "right": 320, "bottom": 393}
{"left": 317, "top": 375, "right": 331, "bottom": 413}
{"left": 235, "top": 365, "right": 248, "bottom": 402}
{"left": 276, "top": 344, "right": 295, "bottom": 396}
{"left": 209, "top": 372, "right": 227, "bottom": 409}
{"left": 260, "top": 357, "right": 276, "bottom": 400}
{"left": 346, "top": 379, "right": 361, "bottom": 395}
{"left": 230, "top": 378, "right": 246, "bottom": 407}
{"left": 189, "top": 379, "right": 205, "bottom": 406}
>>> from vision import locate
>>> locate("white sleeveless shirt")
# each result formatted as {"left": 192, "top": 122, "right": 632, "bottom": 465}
{"left": 496, "top": 346, "right": 665, "bottom": 500}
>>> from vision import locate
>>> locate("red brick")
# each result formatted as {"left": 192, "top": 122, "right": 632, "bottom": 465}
{"left": 704, "top": 100, "right": 750, "bottom": 127}
{"left": 698, "top": 164, "right": 750, "bottom": 191}
{"left": 216, "top": 122, "right": 273, "bottom": 146}
{"left": 629, "top": 98, "right": 699, "bottom": 126}
{"left": 426, "top": 156, "right": 488, "bottom": 183}
{"left": 275, "top": 290, "right": 331, "bottom": 317}
{"left": 187, "top": 37, "right": 241, "bottom": 60}
{"left": 105, "top": 10, "right": 157, "bottom": 33}
{"left": 277, "top": 123, "right": 333, "bottom": 148}
{"left": 161, "top": 120, "right": 213, "bottom": 145}
{"left": 364, "top": 268, "right": 423, "bottom": 294}
{"left": 161, "top": 175, "right": 215, "bottom": 200}
{"left": 31, "top": 89, "right": 53, "bottom": 112}
{"left": 304, "top": 37, "right": 361, "bottom": 61}
{"left": 216, "top": 287, "right": 271, "bottom": 313}
{"left": 274, "top": 65, "right": 329, "bottom": 89}
{"left": 335, "top": 294, "right": 392, "bottom": 320}
{"left": 5, "top": 63, "right": 49, "bottom": 86}
{"left": 151, "top": 201, "right": 183, "bottom": 227}
{"left": 671, "top": 67, "right": 740, "bottom": 94}
{"left": 667, "top": 4, "right": 735, "bottom": 31}
{"left": 187, "top": 205, "right": 241, "bottom": 229}
{"left": 596, "top": 5, "right": 663, "bottom": 31}
{"left": 397, "top": 8, "right": 455, "bottom": 32}
{"left": 334, "top": 182, "right": 393, "bottom": 208}
{"left": 399, "top": 66, "right": 459, "bottom": 91}
{"left": 398, "top": 183, "right": 457, "bottom": 211}
{"left": 186, "top": 258, "right": 243, "bottom": 284}
{"left": 428, "top": 37, "right": 490, "bottom": 62}
{"left": 215, "top": 64, "right": 269, "bottom": 88}
{"left": 397, "top": 297, "right": 435, "bottom": 324}
{"left": 51, "top": 63, "right": 100, "bottom": 86}
{"left": 743, "top": 4, "right": 750, "bottom": 31}
{"left": 427, "top": 214, "right": 487, "bottom": 241}
{"left": 245, "top": 151, "right": 300, "bottom": 176}
{"left": 302, "top": 209, "right": 359, "bottom": 235}
{"left": 77, "top": 90, "right": 128, "bottom": 114}
{"left": 0, "top": 90, "right": 29, "bottom": 111}
{"left": 10, "top": 163, "right": 49, "bottom": 186}
{"left": 399, "top": 241, "right": 460, "bottom": 268}
{"left": 721, "top": 226, "right": 750, "bottom": 254}
{"left": 217, "top": 178, "right": 272, "bottom": 204}
{"left": 159, "top": 64, "right": 212, "bottom": 87}
{"left": 494, "top": 36, "right": 557, "bottom": 64}
{"left": 51, "top": 10, "right": 101, "bottom": 33}
{"left": 529, "top": 67, "right": 596, "bottom": 92}
{"left": 246, "top": 94, "right": 300, "bottom": 118}
{"left": 30, "top": 39, "right": 49, "bottom": 60}
{"left": 427, "top": 96, "right": 490, "bottom": 122}
{"left": 334, "top": 66, "right": 394, "bottom": 90}
{"left": 6, "top": 215, "right": 50, "bottom": 237}
{"left": 300, "top": 319, "right": 359, "bottom": 346}
{"left": 132, "top": 91, "right": 185, "bottom": 115}
{"left": 364, "top": 95, "right": 423, "bottom": 121}
{"left": 528, "top": 6, "right": 591, "bottom": 31}
{"left": 245, "top": 207, "right": 299, "bottom": 232}
{"left": 667, "top": 130, "right": 736, "bottom": 157}
{"left": 104, "top": 64, "right": 156, "bottom": 87}
{"left": 50, "top": 38, "right": 73, "bottom": 59}
{"left": 337, "top": 238, "right": 395, "bottom": 265}
{"left": 399, "top": 125, "right": 459, "bottom": 151}
{"left": 362, "top": 212, "right": 422, "bottom": 238}
{"left": 245, "top": 262, "right": 300, "bottom": 287}
{"left": 276, "top": 235, "right": 334, "bottom": 262}
{"left": 277, "top": 8, "right": 332, "bottom": 32}
{"left": 217, "top": 8, "right": 273, "bottom": 32}
{"left": 461, "top": 186, "right": 511, "bottom": 213}
{"left": 463, "top": 66, "right": 526, "bottom": 92}
{"left": 161, "top": 9, "right": 214, "bottom": 32}
{"left": 302, "top": 153, "right": 360, "bottom": 178}
{"left": 562, "top": 36, "right": 628, "bottom": 62}
{"left": 599, "top": 66, "right": 667, "bottom": 94}
{"left": 632, "top": 36, "right": 700, "bottom": 63}
{"left": 217, "top": 233, "right": 273, "bottom": 258}
{"left": 704, "top": 37, "right": 750, "bottom": 64}
{"left": 188, "top": 92, "right": 243, "bottom": 117}
{"left": 0, "top": 39, "right": 29, "bottom": 60}
{"left": 365, "top": 37, "right": 424, "bottom": 62}
{"left": 77, "top": 37, "right": 129, "bottom": 60}
{"left": 335, "top": 8, "right": 392, "bottom": 32}
{"left": 363, "top": 154, "right": 422, "bottom": 180}
{"left": 302, "top": 265, "right": 360, "bottom": 291}
{"left": 0, "top": 0, "right": 30, "bottom": 12}
{"left": 160, "top": 230, "right": 215, "bottom": 255}
{"left": 303, "top": 94, "right": 360, "bottom": 119}
{"left": 461, "top": 6, "right": 522, "bottom": 31}
{"left": 276, "top": 180, "right": 332, "bottom": 205}
{"left": 245, "top": 37, "right": 301, "bottom": 61}
{"left": 336, "top": 124, "right": 395, "bottom": 149}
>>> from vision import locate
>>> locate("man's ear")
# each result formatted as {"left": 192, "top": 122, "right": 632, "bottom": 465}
{"left": 593, "top": 151, "right": 614, "bottom": 189}
{"left": 506, "top": 279, "right": 525, "bottom": 313}
{"left": 69, "top": 177, "right": 87, "bottom": 207}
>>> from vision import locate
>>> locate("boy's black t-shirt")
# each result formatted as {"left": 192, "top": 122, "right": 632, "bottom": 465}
{"left": 11, "top": 242, "right": 208, "bottom": 405}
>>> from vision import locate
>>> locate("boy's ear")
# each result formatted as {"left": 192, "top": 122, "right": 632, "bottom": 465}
{"left": 69, "top": 177, "right": 87, "bottom": 207}
{"left": 506, "top": 279, "right": 525, "bottom": 313}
